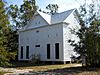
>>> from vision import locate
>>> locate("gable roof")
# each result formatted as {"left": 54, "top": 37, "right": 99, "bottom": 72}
{"left": 38, "top": 9, "right": 75, "bottom": 24}
{"left": 38, "top": 11, "right": 51, "bottom": 24}
{"left": 52, "top": 9, "right": 75, "bottom": 24}
{"left": 19, "top": 9, "right": 76, "bottom": 31}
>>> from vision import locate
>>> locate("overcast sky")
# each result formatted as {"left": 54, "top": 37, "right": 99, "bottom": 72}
{"left": 36, "top": 0, "right": 80, "bottom": 12}
{"left": 6, "top": 0, "right": 92, "bottom": 12}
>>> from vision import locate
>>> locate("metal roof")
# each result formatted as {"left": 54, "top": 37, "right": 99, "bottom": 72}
{"left": 19, "top": 9, "right": 76, "bottom": 32}
{"left": 38, "top": 9, "right": 75, "bottom": 24}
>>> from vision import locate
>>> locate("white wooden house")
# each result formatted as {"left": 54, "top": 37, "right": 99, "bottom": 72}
{"left": 18, "top": 9, "right": 80, "bottom": 63}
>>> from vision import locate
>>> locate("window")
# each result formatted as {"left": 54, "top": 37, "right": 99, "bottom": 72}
{"left": 36, "top": 30, "right": 39, "bottom": 33}
{"left": 47, "top": 44, "right": 50, "bottom": 59}
{"left": 55, "top": 43, "right": 59, "bottom": 59}
{"left": 20, "top": 46, "right": 23, "bottom": 59}
{"left": 26, "top": 46, "right": 29, "bottom": 59}
{"left": 35, "top": 45, "right": 40, "bottom": 47}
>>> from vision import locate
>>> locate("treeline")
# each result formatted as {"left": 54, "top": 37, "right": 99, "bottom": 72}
{"left": 0, "top": 0, "right": 37, "bottom": 66}
{"left": 69, "top": 2, "right": 100, "bottom": 66}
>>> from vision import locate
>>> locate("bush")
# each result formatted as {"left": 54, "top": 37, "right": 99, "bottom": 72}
{"left": 30, "top": 54, "right": 41, "bottom": 64}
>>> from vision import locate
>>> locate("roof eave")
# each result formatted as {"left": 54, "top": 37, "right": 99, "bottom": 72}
{"left": 18, "top": 22, "right": 69, "bottom": 32}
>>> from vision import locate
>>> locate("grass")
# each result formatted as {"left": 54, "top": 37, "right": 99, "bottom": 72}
{"left": 16, "top": 63, "right": 81, "bottom": 72}
{"left": 4, "top": 61, "right": 100, "bottom": 75}
{"left": 0, "top": 71, "right": 6, "bottom": 75}
{"left": 0, "top": 71, "right": 12, "bottom": 75}
{"left": 15, "top": 63, "right": 100, "bottom": 75}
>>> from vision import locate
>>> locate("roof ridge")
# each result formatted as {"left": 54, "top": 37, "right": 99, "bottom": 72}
{"left": 58, "top": 8, "right": 76, "bottom": 14}
{"left": 36, "top": 8, "right": 76, "bottom": 24}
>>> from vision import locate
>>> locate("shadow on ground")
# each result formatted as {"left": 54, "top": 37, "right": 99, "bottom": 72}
{"left": 5, "top": 61, "right": 100, "bottom": 75}
{"left": 42, "top": 67, "right": 100, "bottom": 75}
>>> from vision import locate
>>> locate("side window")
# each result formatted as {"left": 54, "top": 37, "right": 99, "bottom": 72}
{"left": 55, "top": 43, "right": 59, "bottom": 59}
{"left": 47, "top": 44, "right": 50, "bottom": 59}
{"left": 20, "top": 46, "right": 23, "bottom": 59}
{"left": 35, "top": 45, "right": 40, "bottom": 47}
{"left": 26, "top": 46, "right": 29, "bottom": 59}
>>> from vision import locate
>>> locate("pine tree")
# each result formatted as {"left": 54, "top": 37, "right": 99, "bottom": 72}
{"left": 0, "top": 0, "right": 11, "bottom": 66}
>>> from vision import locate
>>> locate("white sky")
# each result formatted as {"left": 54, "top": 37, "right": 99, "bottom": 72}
{"left": 36, "top": 0, "right": 80, "bottom": 12}
{"left": 7, "top": 0, "right": 93, "bottom": 12}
